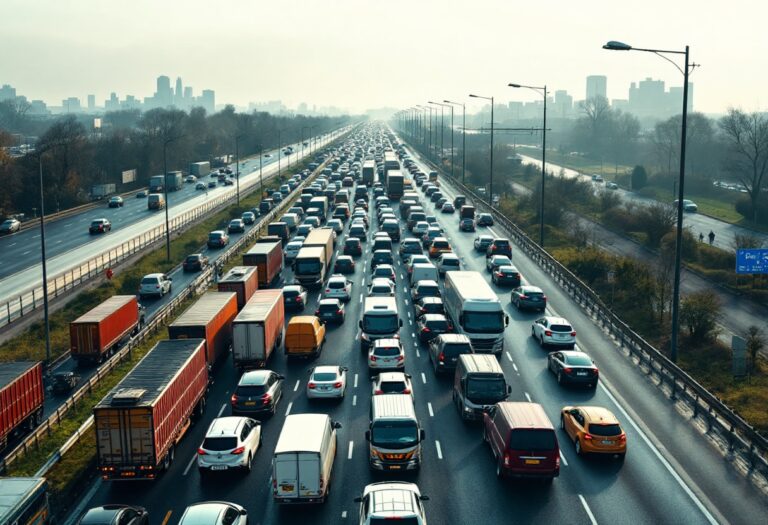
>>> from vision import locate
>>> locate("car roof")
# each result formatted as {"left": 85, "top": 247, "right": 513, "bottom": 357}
{"left": 313, "top": 365, "right": 341, "bottom": 375}
{"left": 415, "top": 280, "right": 438, "bottom": 287}
{"left": 543, "top": 316, "right": 569, "bottom": 324}
{"left": 498, "top": 265, "right": 519, "bottom": 272}
{"left": 328, "top": 275, "right": 347, "bottom": 282}
{"left": 206, "top": 416, "right": 246, "bottom": 437}
{"left": 377, "top": 372, "right": 409, "bottom": 382}
{"left": 579, "top": 406, "right": 620, "bottom": 424}
{"left": 422, "top": 313, "right": 447, "bottom": 322}
{"left": 80, "top": 506, "right": 128, "bottom": 524}
{"left": 418, "top": 296, "right": 443, "bottom": 304}
{"left": 521, "top": 285, "right": 544, "bottom": 292}
{"left": 318, "top": 298, "right": 341, "bottom": 306}
{"left": 365, "top": 482, "right": 421, "bottom": 513}
{"left": 284, "top": 284, "right": 303, "bottom": 292}
{"left": 371, "top": 278, "right": 393, "bottom": 286}
{"left": 373, "top": 338, "right": 401, "bottom": 347}
{"left": 180, "top": 503, "right": 233, "bottom": 525}
{"left": 239, "top": 370, "right": 272, "bottom": 385}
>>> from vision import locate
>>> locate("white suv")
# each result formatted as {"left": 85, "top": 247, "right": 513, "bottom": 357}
{"left": 139, "top": 273, "right": 172, "bottom": 299}
{"left": 531, "top": 316, "right": 576, "bottom": 348}
{"left": 325, "top": 274, "right": 352, "bottom": 302}
{"left": 355, "top": 482, "right": 429, "bottom": 524}
{"left": 368, "top": 338, "right": 404, "bottom": 374}
{"left": 197, "top": 416, "right": 262, "bottom": 474}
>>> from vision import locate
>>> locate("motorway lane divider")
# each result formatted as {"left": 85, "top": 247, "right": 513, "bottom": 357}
{"left": 0, "top": 135, "right": 348, "bottom": 478}
{"left": 0, "top": 128, "right": 350, "bottom": 330}
{"left": 396, "top": 131, "right": 768, "bottom": 483}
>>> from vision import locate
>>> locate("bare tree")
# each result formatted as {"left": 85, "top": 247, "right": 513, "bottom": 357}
{"left": 639, "top": 201, "right": 676, "bottom": 248}
{"left": 732, "top": 232, "right": 764, "bottom": 254}
{"left": 719, "top": 109, "right": 768, "bottom": 223}
{"left": 745, "top": 326, "right": 765, "bottom": 376}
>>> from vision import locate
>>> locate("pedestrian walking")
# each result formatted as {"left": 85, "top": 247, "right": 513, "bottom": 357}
{"left": 699, "top": 232, "right": 704, "bottom": 243}
{"left": 708, "top": 230, "right": 715, "bottom": 245}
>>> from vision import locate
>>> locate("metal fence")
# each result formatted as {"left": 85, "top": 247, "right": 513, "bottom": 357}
{"left": 0, "top": 140, "right": 341, "bottom": 475}
{"left": 1, "top": 133, "right": 340, "bottom": 328}
{"left": 410, "top": 142, "right": 768, "bottom": 479}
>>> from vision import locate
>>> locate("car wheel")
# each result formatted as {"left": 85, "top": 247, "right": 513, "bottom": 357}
{"left": 575, "top": 438, "right": 583, "bottom": 456}
{"left": 531, "top": 326, "right": 536, "bottom": 338}
{"left": 540, "top": 335, "right": 546, "bottom": 347}
{"left": 557, "top": 371, "right": 563, "bottom": 385}
{"left": 244, "top": 453, "right": 252, "bottom": 473}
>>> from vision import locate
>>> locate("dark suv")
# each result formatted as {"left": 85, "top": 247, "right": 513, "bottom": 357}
{"left": 231, "top": 370, "right": 284, "bottom": 416}
{"left": 486, "top": 238, "right": 512, "bottom": 258}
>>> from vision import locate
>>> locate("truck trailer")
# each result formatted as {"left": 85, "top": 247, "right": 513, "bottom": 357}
{"left": 0, "top": 362, "right": 45, "bottom": 451}
{"left": 168, "top": 292, "right": 238, "bottom": 366}
{"left": 242, "top": 241, "right": 283, "bottom": 288}
{"left": 94, "top": 339, "right": 208, "bottom": 480}
{"left": 189, "top": 161, "right": 211, "bottom": 176}
{"left": 232, "top": 289, "right": 285, "bottom": 371}
{"left": 218, "top": 266, "right": 259, "bottom": 310}
{"left": 70, "top": 295, "right": 143, "bottom": 365}
{"left": 386, "top": 170, "right": 404, "bottom": 201}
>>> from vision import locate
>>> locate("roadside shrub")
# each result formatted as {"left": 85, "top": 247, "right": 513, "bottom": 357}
{"left": 630, "top": 165, "right": 648, "bottom": 190}
{"left": 602, "top": 207, "right": 639, "bottom": 232}
{"left": 698, "top": 244, "right": 735, "bottom": 270}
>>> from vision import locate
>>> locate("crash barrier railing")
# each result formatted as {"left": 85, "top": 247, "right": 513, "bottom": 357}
{"left": 0, "top": 141, "right": 344, "bottom": 474}
{"left": 406, "top": 138, "right": 768, "bottom": 479}
{"left": 0, "top": 130, "right": 346, "bottom": 329}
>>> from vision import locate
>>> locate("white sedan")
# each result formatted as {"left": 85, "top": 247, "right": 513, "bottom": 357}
{"left": 531, "top": 316, "right": 576, "bottom": 348}
{"left": 325, "top": 274, "right": 353, "bottom": 302}
{"left": 307, "top": 366, "right": 348, "bottom": 400}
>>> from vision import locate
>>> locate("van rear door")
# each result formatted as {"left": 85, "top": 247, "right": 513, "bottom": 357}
{"left": 508, "top": 428, "right": 560, "bottom": 476}
{"left": 274, "top": 453, "right": 299, "bottom": 498}
{"left": 298, "top": 452, "right": 321, "bottom": 497}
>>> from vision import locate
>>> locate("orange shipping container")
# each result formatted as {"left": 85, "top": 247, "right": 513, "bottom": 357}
{"left": 242, "top": 241, "right": 283, "bottom": 287}
{"left": 70, "top": 295, "right": 141, "bottom": 365}
{"left": 168, "top": 292, "right": 238, "bottom": 366}
{"left": 218, "top": 266, "right": 259, "bottom": 310}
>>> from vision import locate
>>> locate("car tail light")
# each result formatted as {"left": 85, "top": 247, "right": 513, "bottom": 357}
{"left": 333, "top": 382, "right": 343, "bottom": 388}
{"left": 231, "top": 446, "right": 245, "bottom": 455}
{"left": 495, "top": 271, "right": 503, "bottom": 277}
{"left": 519, "top": 294, "right": 528, "bottom": 300}
{"left": 491, "top": 245, "right": 497, "bottom": 252}
{"left": 397, "top": 355, "right": 404, "bottom": 361}
{"left": 619, "top": 433, "right": 627, "bottom": 443}
{"left": 593, "top": 368, "right": 599, "bottom": 376}
{"left": 197, "top": 448, "right": 207, "bottom": 455}
{"left": 370, "top": 355, "right": 377, "bottom": 362}
{"left": 570, "top": 331, "right": 576, "bottom": 336}
{"left": 262, "top": 393, "right": 272, "bottom": 405}
{"left": 583, "top": 433, "right": 593, "bottom": 441}
{"left": 545, "top": 330, "right": 552, "bottom": 337}
{"left": 563, "top": 367, "right": 573, "bottom": 374}
{"left": 308, "top": 382, "right": 316, "bottom": 389}
{"left": 422, "top": 327, "right": 431, "bottom": 333}
{"left": 296, "top": 297, "right": 303, "bottom": 303}
{"left": 438, "top": 352, "right": 445, "bottom": 362}
{"left": 543, "top": 295, "right": 548, "bottom": 301}
{"left": 375, "top": 389, "right": 383, "bottom": 394}
{"left": 230, "top": 394, "right": 238, "bottom": 405}
{"left": 402, "top": 388, "right": 411, "bottom": 394}
{"left": 337, "top": 309, "right": 343, "bottom": 315}
{"left": 325, "top": 289, "right": 330, "bottom": 293}
{"left": 503, "top": 451, "right": 511, "bottom": 466}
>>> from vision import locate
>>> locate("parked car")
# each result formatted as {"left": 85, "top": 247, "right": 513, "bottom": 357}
{"left": 231, "top": 369, "right": 285, "bottom": 416}
{"left": 307, "top": 365, "right": 348, "bottom": 399}
{"left": 511, "top": 285, "right": 547, "bottom": 311}
{"left": 207, "top": 230, "right": 229, "bottom": 248}
{"left": 283, "top": 285, "right": 308, "bottom": 311}
{"left": 547, "top": 350, "right": 599, "bottom": 388}
{"left": 89, "top": 218, "right": 112, "bottom": 234}
{"left": 183, "top": 253, "right": 209, "bottom": 272}
{"left": 315, "top": 298, "right": 346, "bottom": 324}
{"left": 197, "top": 416, "right": 262, "bottom": 474}
{"left": 139, "top": 273, "right": 172, "bottom": 299}
{"left": 532, "top": 316, "right": 576, "bottom": 348}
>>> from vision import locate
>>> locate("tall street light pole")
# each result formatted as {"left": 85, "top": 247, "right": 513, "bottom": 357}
{"left": 162, "top": 135, "right": 181, "bottom": 262}
{"left": 310, "top": 125, "right": 319, "bottom": 155}
{"left": 235, "top": 133, "right": 246, "bottom": 206}
{"left": 445, "top": 100, "right": 466, "bottom": 184}
{"left": 469, "top": 93, "right": 495, "bottom": 205}
{"left": 429, "top": 102, "right": 445, "bottom": 164}
{"left": 430, "top": 101, "right": 453, "bottom": 178}
{"left": 509, "top": 83, "right": 548, "bottom": 246}
{"left": 603, "top": 40, "right": 694, "bottom": 364}
{"left": 416, "top": 106, "right": 429, "bottom": 153}
{"left": 276, "top": 129, "right": 284, "bottom": 181}
{"left": 37, "top": 153, "right": 52, "bottom": 363}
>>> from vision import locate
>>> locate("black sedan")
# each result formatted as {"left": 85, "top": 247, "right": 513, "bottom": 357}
{"left": 476, "top": 213, "right": 494, "bottom": 226}
{"left": 51, "top": 371, "right": 79, "bottom": 395}
{"left": 460, "top": 218, "right": 475, "bottom": 232}
{"left": 283, "top": 285, "right": 308, "bottom": 311}
{"left": 183, "top": 253, "right": 209, "bottom": 272}
{"left": 88, "top": 218, "right": 111, "bottom": 234}
{"left": 491, "top": 265, "right": 521, "bottom": 287}
{"left": 547, "top": 350, "right": 599, "bottom": 388}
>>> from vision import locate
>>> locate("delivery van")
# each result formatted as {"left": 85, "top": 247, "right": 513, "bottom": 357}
{"left": 285, "top": 316, "right": 326, "bottom": 358}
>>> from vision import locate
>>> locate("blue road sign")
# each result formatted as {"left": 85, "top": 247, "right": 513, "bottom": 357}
{"left": 736, "top": 248, "right": 768, "bottom": 274}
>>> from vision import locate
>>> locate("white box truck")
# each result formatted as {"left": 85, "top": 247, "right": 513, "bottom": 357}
{"left": 359, "top": 297, "right": 402, "bottom": 350}
{"left": 189, "top": 161, "right": 211, "bottom": 176}
{"left": 272, "top": 413, "right": 341, "bottom": 504}
{"left": 443, "top": 271, "right": 508, "bottom": 355}
{"left": 232, "top": 290, "right": 285, "bottom": 372}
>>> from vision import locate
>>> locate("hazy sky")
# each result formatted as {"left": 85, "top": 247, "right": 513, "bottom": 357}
{"left": 2, "top": 0, "right": 766, "bottom": 114}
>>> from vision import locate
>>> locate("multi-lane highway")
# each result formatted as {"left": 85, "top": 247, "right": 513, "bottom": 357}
{"left": 65, "top": 131, "right": 767, "bottom": 525}
{"left": 0, "top": 138, "right": 326, "bottom": 317}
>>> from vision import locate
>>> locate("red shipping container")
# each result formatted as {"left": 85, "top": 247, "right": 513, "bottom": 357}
{"left": 70, "top": 295, "right": 141, "bottom": 365}
{"left": 0, "top": 361, "right": 45, "bottom": 450}
{"left": 94, "top": 339, "right": 208, "bottom": 480}
{"left": 168, "top": 292, "right": 238, "bottom": 366}
{"left": 242, "top": 241, "right": 283, "bottom": 287}
{"left": 232, "top": 289, "right": 285, "bottom": 371}
{"left": 218, "top": 266, "right": 259, "bottom": 310}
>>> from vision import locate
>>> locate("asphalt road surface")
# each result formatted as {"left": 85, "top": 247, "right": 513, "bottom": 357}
{"left": 66, "top": 143, "right": 766, "bottom": 524}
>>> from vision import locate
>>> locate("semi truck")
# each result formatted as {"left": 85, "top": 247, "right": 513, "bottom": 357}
{"left": 383, "top": 151, "right": 400, "bottom": 183}
{"left": 0, "top": 477, "right": 50, "bottom": 525}
{"left": 70, "top": 295, "right": 143, "bottom": 365}
{"left": 362, "top": 159, "right": 376, "bottom": 186}
{"left": 149, "top": 175, "right": 165, "bottom": 193}
{"left": 149, "top": 172, "right": 183, "bottom": 193}
{"left": 189, "top": 161, "right": 211, "bottom": 176}
{"left": 443, "top": 271, "right": 509, "bottom": 355}
{"left": 94, "top": 339, "right": 208, "bottom": 480}
{"left": 168, "top": 292, "right": 238, "bottom": 366}
{"left": 0, "top": 362, "right": 45, "bottom": 451}
{"left": 232, "top": 289, "right": 285, "bottom": 372}
{"left": 293, "top": 247, "right": 327, "bottom": 289}
{"left": 91, "top": 183, "right": 116, "bottom": 199}
{"left": 386, "top": 170, "right": 405, "bottom": 200}
{"left": 218, "top": 266, "right": 259, "bottom": 310}
{"left": 243, "top": 240, "right": 283, "bottom": 288}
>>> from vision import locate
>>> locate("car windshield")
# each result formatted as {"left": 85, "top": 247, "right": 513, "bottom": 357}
{"left": 209, "top": 233, "right": 222, "bottom": 240}
{"left": 444, "top": 344, "right": 471, "bottom": 357}
{"left": 565, "top": 354, "right": 593, "bottom": 366}
{"left": 313, "top": 372, "right": 338, "bottom": 381}
{"left": 379, "top": 381, "right": 407, "bottom": 393}
{"left": 588, "top": 423, "right": 622, "bottom": 436}
{"left": 202, "top": 436, "right": 238, "bottom": 451}
{"left": 363, "top": 315, "right": 399, "bottom": 334}
{"left": 186, "top": 255, "right": 199, "bottom": 262}
{"left": 370, "top": 420, "right": 419, "bottom": 448}
{"left": 283, "top": 290, "right": 298, "bottom": 298}
{"left": 295, "top": 260, "right": 322, "bottom": 275}
{"left": 328, "top": 280, "right": 346, "bottom": 289}
{"left": 236, "top": 385, "right": 267, "bottom": 396}
{"left": 370, "top": 518, "right": 419, "bottom": 525}
{"left": 508, "top": 429, "right": 557, "bottom": 451}
{"left": 426, "top": 319, "right": 449, "bottom": 331}
{"left": 463, "top": 310, "right": 504, "bottom": 333}
{"left": 466, "top": 377, "right": 507, "bottom": 403}
{"left": 417, "top": 285, "right": 438, "bottom": 297}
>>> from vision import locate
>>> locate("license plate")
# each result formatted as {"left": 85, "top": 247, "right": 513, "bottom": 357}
{"left": 210, "top": 465, "right": 227, "bottom": 471}
{"left": 524, "top": 459, "right": 540, "bottom": 465}
{"left": 601, "top": 440, "right": 614, "bottom": 445}
{"left": 577, "top": 371, "right": 587, "bottom": 376}
{"left": 244, "top": 401, "right": 256, "bottom": 406}
{"left": 281, "top": 484, "right": 294, "bottom": 492}
{"left": 388, "top": 465, "right": 401, "bottom": 470}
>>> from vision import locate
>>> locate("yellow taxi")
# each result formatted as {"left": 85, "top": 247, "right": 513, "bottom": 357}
{"left": 560, "top": 405, "right": 626, "bottom": 459}
{"left": 428, "top": 237, "right": 452, "bottom": 259}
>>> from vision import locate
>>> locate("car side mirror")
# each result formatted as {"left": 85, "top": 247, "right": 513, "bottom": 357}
{"left": 399, "top": 319, "right": 403, "bottom": 327}
{"left": 277, "top": 374, "right": 285, "bottom": 380}
{"left": 405, "top": 374, "right": 412, "bottom": 379}
{"left": 420, "top": 495, "right": 430, "bottom": 501}
{"left": 333, "top": 421, "right": 342, "bottom": 429}
{"left": 240, "top": 509, "right": 248, "bottom": 516}
{"left": 354, "top": 497, "right": 363, "bottom": 503}
{"left": 569, "top": 409, "right": 578, "bottom": 415}
{"left": 168, "top": 277, "right": 173, "bottom": 282}
{"left": 505, "top": 315, "right": 510, "bottom": 327}
{"left": 365, "top": 430, "right": 371, "bottom": 441}
{"left": 507, "top": 385, "right": 512, "bottom": 395}
{"left": 358, "top": 320, "right": 363, "bottom": 329}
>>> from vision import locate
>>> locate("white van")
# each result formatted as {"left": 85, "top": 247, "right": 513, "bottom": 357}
{"left": 409, "top": 263, "right": 439, "bottom": 287}
{"left": 272, "top": 413, "right": 341, "bottom": 504}
{"left": 281, "top": 213, "right": 299, "bottom": 231}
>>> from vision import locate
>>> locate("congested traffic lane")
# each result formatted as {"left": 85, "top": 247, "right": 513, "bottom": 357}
{"left": 427, "top": 158, "right": 765, "bottom": 523}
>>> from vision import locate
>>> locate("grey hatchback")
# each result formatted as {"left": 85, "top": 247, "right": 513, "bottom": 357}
{"left": 231, "top": 370, "right": 284, "bottom": 417}
{"left": 511, "top": 285, "right": 547, "bottom": 311}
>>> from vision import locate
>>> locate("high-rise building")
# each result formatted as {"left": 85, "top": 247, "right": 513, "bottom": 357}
{"left": 0, "top": 84, "right": 17, "bottom": 101}
{"left": 200, "top": 89, "right": 215, "bottom": 114}
{"left": 156, "top": 75, "right": 172, "bottom": 107}
{"left": 184, "top": 86, "right": 193, "bottom": 101}
{"left": 62, "top": 97, "right": 81, "bottom": 113}
{"left": 105, "top": 92, "right": 120, "bottom": 111}
{"left": 87, "top": 94, "right": 96, "bottom": 110}
{"left": 586, "top": 75, "right": 607, "bottom": 100}
{"left": 553, "top": 90, "right": 573, "bottom": 118}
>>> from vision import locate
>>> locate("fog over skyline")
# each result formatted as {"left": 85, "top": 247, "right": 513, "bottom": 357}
{"left": 2, "top": 0, "right": 766, "bottom": 114}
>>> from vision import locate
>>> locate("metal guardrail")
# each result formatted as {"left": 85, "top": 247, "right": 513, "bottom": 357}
{"left": 0, "top": 132, "right": 345, "bottom": 329}
{"left": 404, "top": 138, "right": 768, "bottom": 479}
{"left": 0, "top": 134, "right": 345, "bottom": 475}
